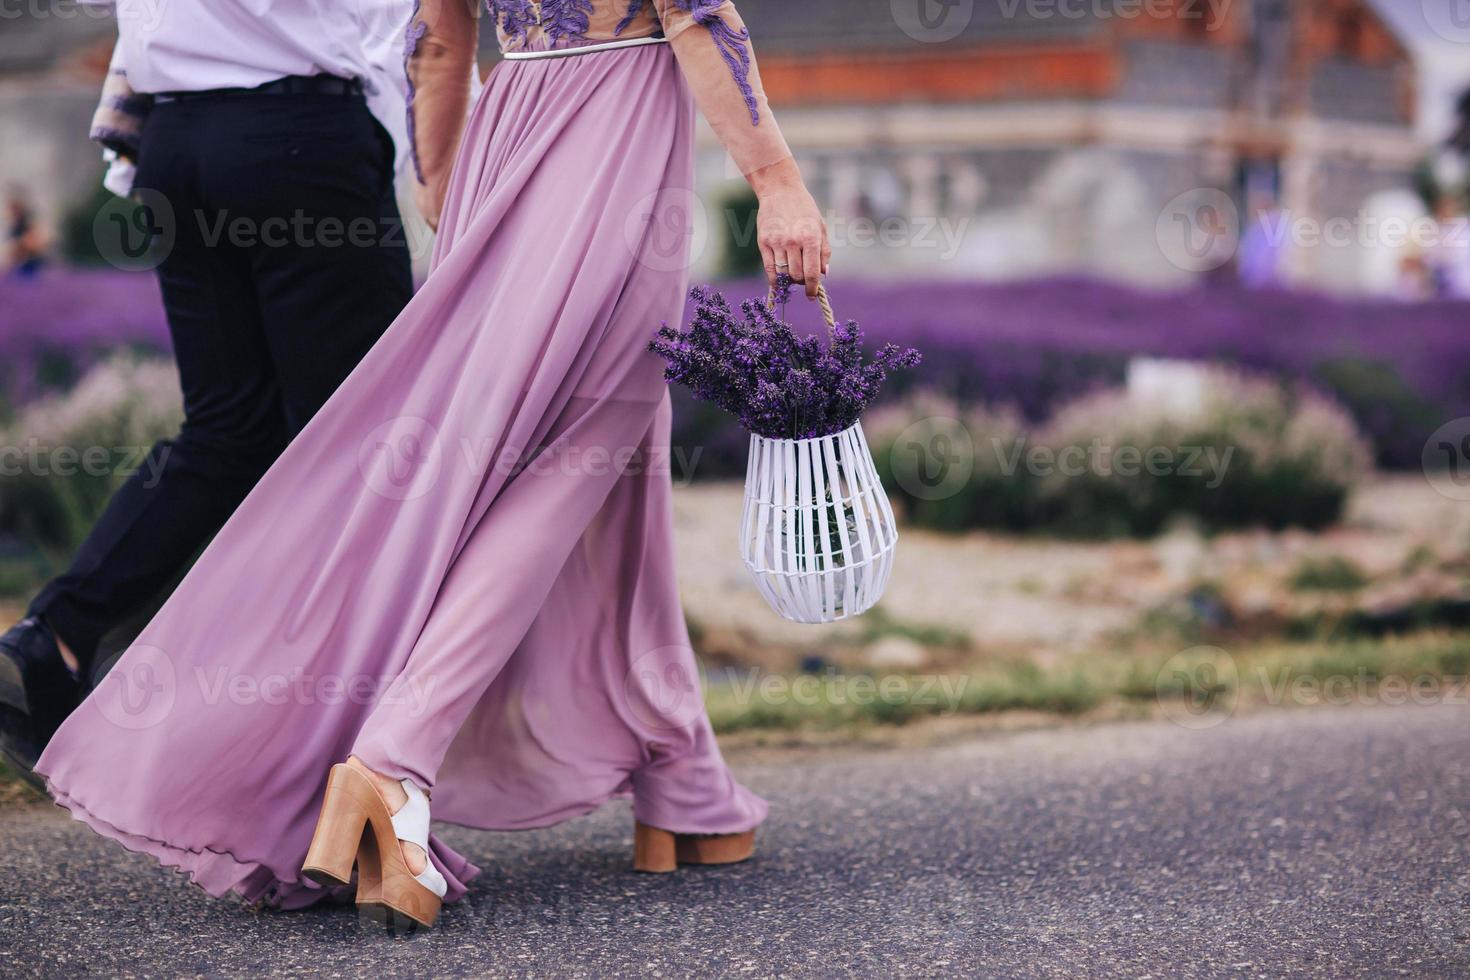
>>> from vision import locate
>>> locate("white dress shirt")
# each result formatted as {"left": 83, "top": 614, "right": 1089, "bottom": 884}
{"left": 100, "top": 0, "right": 414, "bottom": 173}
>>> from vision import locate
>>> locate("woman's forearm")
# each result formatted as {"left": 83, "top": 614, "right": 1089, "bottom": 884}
{"left": 405, "top": 0, "right": 480, "bottom": 228}
{"left": 657, "top": 1, "right": 828, "bottom": 294}
{"left": 746, "top": 156, "right": 809, "bottom": 199}
{"left": 658, "top": 0, "right": 794, "bottom": 182}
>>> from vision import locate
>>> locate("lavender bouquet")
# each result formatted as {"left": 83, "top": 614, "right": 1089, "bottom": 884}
{"left": 649, "top": 277, "right": 920, "bottom": 441}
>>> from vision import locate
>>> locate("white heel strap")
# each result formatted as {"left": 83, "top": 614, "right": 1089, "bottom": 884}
{"left": 390, "top": 780, "right": 432, "bottom": 845}
{"left": 392, "top": 780, "right": 449, "bottom": 899}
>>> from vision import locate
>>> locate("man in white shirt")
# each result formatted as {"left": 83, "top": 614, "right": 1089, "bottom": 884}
{"left": 0, "top": 0, "right": 417, "bottom": 781}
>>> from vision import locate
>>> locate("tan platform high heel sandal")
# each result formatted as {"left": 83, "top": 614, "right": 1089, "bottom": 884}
{"left": 302, "top": 763, "right": 448, "bottom": 929}
{"left": 632, "top": 821, "right": 757, "bottom": 873}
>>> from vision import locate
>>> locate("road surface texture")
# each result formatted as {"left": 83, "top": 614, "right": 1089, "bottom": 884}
{"left": 2, "top": 704, "right": 1468, "bottom": 978}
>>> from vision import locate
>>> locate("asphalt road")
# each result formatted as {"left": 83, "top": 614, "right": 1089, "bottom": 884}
{"left": 2, "top": 704, "right": 1469, "bottom": 978}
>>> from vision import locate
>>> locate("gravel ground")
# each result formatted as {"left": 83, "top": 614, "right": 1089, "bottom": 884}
{"left": 3, "top": 703, "right": 1469, "bottom": 978}
{"left": 673, "top": 477, "right": 1470, "bottom": 664}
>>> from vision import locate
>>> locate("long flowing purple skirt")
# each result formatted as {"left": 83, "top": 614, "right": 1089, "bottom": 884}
{"left": 35, "top": 44, "right": 766, "bottom": 909}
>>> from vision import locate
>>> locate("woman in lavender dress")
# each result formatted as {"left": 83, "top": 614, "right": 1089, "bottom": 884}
{"left": 36, "top": 0, "right": 829, "bottom": 929}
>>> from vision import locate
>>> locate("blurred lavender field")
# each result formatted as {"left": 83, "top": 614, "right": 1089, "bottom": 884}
{"left": 3, "top": 270, "right": 1465, "bottom": 469}
{"left": 0, "top": 270, "right": 168, "bottom": 407}
{"left": 684, "top": 276, "right": 1470, "bottom": 473}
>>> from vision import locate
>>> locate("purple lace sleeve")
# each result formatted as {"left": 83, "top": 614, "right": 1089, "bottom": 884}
{"left": 540, "top": 0, "right": 594, "bottom": 42}
{"left": 672, "top": 0, "right": 760, "bottom": 126}
{"left": 404, "top": 0, "right": 429, "bottom": 184}
{"left": 614, "top": 0, "right": 646, "bottom": 36}
{"left": 490, "top": 0, "right": 537, "bottom": 45}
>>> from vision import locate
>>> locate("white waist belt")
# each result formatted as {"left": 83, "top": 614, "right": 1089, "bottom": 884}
{"left": 502, "top": 36, "right": 670, "bottom": 60}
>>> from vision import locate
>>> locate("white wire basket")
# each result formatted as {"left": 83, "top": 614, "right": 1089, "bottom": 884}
{"left": 739, "top": 419, "right": 899, "bottom": 624}
{"left": 735, "top": 283, "right": 900, "bottom": 624}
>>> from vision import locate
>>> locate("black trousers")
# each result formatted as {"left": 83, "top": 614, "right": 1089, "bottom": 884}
{"left": 29, "top": 87, "right": 413, "bottom": 666}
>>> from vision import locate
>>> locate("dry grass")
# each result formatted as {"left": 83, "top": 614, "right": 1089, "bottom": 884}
{"left": 674, "top": 476, "right": 1470, "bottom": 670}
{"left": 703, "top": 630, "right": 1470, "bottom": 736}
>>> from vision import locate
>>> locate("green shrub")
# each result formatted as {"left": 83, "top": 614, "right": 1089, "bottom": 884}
{"left": 59, "top": 181, "right": 115, "bottom": 266}
{"left": 867, "top": 370, "right": 1371, "bottom": 538}
{"left": 1039, "top": 369, "right": 1372, "bottom": 537}
{"left": 0, "top": 560, "right": 43, "bottom": 599}
{"left": 0, "top": 354, "right": 182, "bottom": 557}
{"left": 1289, "top": 556, "right": 1370, "bottom": 593}
{"left": 867, "top": 393, "right": 1042, "bottom": 532}
{"left": 1437, "top": 640, "right": 1470, "bottom": 677}
{"left": 714, "top": 186, "right": 763, "bottom": 280}
{"left": 1314, "top": 357, "right": 1443, "bottom": 471}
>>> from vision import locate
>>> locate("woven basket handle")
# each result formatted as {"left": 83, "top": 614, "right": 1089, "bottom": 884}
{"left": 766, "top": 282, "right": 837, "bottom": 340}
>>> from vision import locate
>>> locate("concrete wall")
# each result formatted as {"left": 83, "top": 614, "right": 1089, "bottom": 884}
{"left": 0, "top": 81, "right": 104, "bottom": 250}
{"left": 692, "top": 99, "right": 1421, "bottom": 295}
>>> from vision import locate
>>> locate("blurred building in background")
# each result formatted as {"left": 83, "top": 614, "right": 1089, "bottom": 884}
{"left": 0, "top": 8, "right": 114, "bottom": 239}
{"left": 0, "top": 0, "right": 1435, "bottom": 295}
{"left": 709, "top": 0, "right": 1423, "bottom": 294}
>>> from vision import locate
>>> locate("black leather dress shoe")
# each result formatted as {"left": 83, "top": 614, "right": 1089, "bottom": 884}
{"left": 0, "top": 618, "right": 80, "bottom": 786}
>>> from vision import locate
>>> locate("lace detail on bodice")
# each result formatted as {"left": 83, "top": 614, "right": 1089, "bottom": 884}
{"left": 541, "top": 0, "right": 596, "bottom": 41}
{"left": 494, "top": 0, "right": 540, "bottom": 46}
{"left": 406, "top": 0, "right": 791, "bottom": 193}
{"left": 488, "top": 0, "right": 637, "bottom": 51}
{"left": 484, "top": 0, "right": 760, "bottom": 126}
{"left": 613, "top": 0, "right": 645, "bottom": 35}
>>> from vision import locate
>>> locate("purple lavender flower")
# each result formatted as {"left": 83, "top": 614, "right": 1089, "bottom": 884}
{"left": 649, "top": 278, "right": 922, "bottom": 440}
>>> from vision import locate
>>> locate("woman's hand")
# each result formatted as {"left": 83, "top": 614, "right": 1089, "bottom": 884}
{"left": 414, "top": 179, "right": 445, "bottom": 233}
{"left": 749, "top": 157, "right": 830, "bottom": 299}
